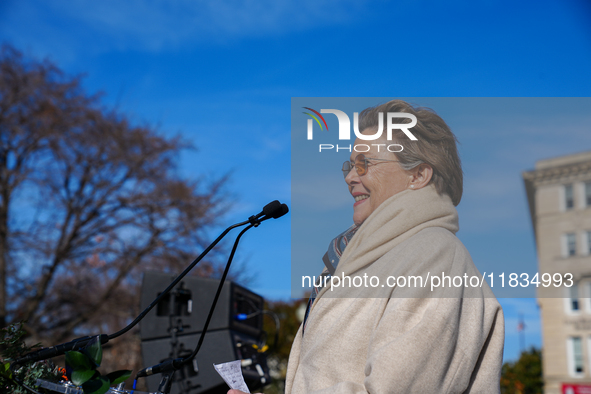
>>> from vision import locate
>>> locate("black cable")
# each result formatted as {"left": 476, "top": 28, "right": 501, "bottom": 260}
{"left": 135, "top": 223, "right": 256, "bottom": 378}
{"left": 237, "top": 305, "right": 280, "bottom": 350}
{"left": 17, "top": 201, "right": 287, "bottom": 366}
{"left": 109, "top": 218, "right": 251, "bottom": 340}
{"left": 181, "top": 223, "right": 254, "bottom": 365}
{"left": 119, "top": 203, "right": 286, "bottom": 343}
{"left": 15, "top": 218, "right": 252, "bottom": 366}
{"left": 136, "top": 202, "right": 289, "bottom": 380}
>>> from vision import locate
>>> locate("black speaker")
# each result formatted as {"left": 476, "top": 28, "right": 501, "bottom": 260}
{"left": 139, "top": 272, "right": 269, "bottom": 393}
{"left": 139, "top": 272, "right": 264, "bottom": 340}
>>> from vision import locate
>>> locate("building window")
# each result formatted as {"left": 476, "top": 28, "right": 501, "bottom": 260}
{"left": 565, "top": 233, "right": 577, "bottom": 257}
{"left": 571, "top": 284, "right": 580, "bottom": 311}
{"left": 565, "top": 184, "right": 575, "bottom": 210}
{"left": 568, "top": 337, "right": 585, "bottom": 376}
{"left": 586, "top": 231, "right": 591, "bottom": 255}
{"left": 586, "top": 182, "right": 591, "bottom": 207}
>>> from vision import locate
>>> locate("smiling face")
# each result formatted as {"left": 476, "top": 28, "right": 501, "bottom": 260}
{"left": 345, "top": 133, "right": 413, "bottom": 225}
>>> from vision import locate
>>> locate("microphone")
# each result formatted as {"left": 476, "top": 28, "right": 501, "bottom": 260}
{"left": 15, "top": 334, "right": 109, "bottom": 365}
{"left": 249, "top": 201, "right": 288, "bottom": 226}
{"left": 275, "top": 203, "right": 289, "bottom": 218}
{"left": 136, "top": 357, "right": 184, "bottom": 378}
{"left": 261, "top": 203, "right": 289, "bottom": 221}
{"left": 262, "top": 200, "right": 282, "bottom": 217}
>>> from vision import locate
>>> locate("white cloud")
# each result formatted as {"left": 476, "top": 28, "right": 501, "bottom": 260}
{"left": 1, "top": 0, "right": 370, "bottom": 59}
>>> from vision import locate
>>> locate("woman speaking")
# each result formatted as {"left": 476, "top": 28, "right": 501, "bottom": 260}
{"left": 232, "top": 100, "right": 504, "bottom": 393}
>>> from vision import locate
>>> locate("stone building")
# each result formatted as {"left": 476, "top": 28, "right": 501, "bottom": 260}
{"left": 523, "top": 151, "right": 591, "bottom": 394}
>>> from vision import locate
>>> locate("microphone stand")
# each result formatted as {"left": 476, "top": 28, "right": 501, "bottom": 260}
{"left": 137, "top": 205, "right": 288, "bottom": 386}
{"left": 15, "top": 201, "right": 287, "bottom": 366}
{"left": 109, "top": 218, "right": 253, "bottom": 341}
{"left": 144, "top": 222, "right": 256, "bottom": 394}
{"left": 166, "top": 284, "right": 192, "bottom": 394}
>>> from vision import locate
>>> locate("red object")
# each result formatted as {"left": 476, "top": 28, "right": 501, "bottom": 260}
{"left": 58, "top": 367, "right": 68, "bottom": 381}
{"left": 562, "top": 384, "right": 591, "bottom": 394}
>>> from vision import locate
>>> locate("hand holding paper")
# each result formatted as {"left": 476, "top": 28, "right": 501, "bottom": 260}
{"left": 214, "top": 360, "right": 250, "bottom": 393}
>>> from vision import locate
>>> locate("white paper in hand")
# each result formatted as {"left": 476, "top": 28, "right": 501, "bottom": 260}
{"left": 213, "top": 360, "right": 250, "bottom": 393}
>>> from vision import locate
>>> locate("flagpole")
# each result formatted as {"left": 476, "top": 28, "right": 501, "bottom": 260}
{"left": 518, "top": 312, "right": 526, "bottom": 353}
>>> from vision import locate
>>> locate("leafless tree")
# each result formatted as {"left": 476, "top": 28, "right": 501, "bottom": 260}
{"left": 0, "top": 45, "right": 231, "bottom": 373}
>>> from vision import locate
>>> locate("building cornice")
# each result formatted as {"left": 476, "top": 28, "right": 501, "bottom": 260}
{"left": 522, "top": 153, "right": 591, "bottom": 247}
{"left": 523, "top": 160, "right": 591, "bottom": 186}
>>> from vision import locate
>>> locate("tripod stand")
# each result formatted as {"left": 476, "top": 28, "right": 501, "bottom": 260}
{"left": 158, "top": 282, "right": 200, "bottom": 394}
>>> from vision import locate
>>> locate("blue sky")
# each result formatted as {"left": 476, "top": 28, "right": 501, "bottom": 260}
{"left": 2, "top": 0, "right": 591, "bottom": 362}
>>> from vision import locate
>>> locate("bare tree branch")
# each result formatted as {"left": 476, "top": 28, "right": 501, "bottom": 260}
{"left": 0, "top": 45, "right": 239, "bottom": 377}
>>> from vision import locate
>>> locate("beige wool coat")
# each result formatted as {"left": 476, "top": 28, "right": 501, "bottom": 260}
{"left": 285, "top": 185, "right": 505, "bottom": 393}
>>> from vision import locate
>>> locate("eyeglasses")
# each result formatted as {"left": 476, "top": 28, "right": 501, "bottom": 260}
{"left": 342, "top": 154, "right": 400, "bottom": 178}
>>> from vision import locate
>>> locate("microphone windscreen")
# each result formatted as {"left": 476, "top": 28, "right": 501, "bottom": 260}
{"left": 273, "top": 203, "right": 289, "bottom": 219}
{"left": 262, "top": 200, "right": 281, "bottom": 217}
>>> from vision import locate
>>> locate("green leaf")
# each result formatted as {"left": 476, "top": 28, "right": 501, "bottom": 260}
{"left": 106, "top": 370, "right": 132, "bottom": 386}
{"left": 0, "top": 362, "right": 12, "bottom": 379}
{"left": 71, "top": 368, "right": 96, "bottom": 386}
{"left": 84, "top": 336, "right": 102, "bottom": 367}
{"left": 65, "top": 351, "right": 93, "bottom": 371}
{"left": 82, "top": 376, "right": 110, "bottom": 394}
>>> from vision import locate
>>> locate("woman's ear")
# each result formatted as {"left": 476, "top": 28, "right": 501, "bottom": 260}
{"left": 408, "top": 164, "right": 433, "bottom": 190}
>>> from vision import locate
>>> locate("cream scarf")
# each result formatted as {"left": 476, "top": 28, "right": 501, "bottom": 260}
{"left": 286, "top": 185, "right": 504, "bottom": 394}
{"left": 315, "top": 183, "right": 459, "bottom": 301}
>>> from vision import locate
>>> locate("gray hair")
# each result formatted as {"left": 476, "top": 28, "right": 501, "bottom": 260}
{"left": 358, "top": 100, "right": 463, "bottom": 206}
